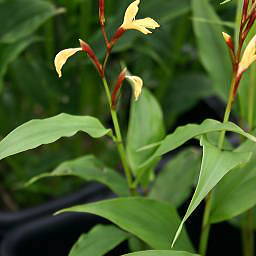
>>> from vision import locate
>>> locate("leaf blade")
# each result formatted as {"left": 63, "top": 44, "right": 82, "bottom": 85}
{"left": 69, "top": 224, "right": 129, "bottom": 256}
{"left": 26, "top": 155, "right": 129, "bottom": 196}
{"left": 57, "top": 197, "right": 194, "bottom": 252}
{"left": 0, "top": 0, "right": 62, "bottom": 43}
{"left": 172, "top": 137, "right": 252, "bottom": 246}
{"left": 0, "top": 113, "right": 111, "bottom": 161}
{"left": 149, "top": 148, "right": 201, "bottom": 207}
{"left": 122, "top": 250, "right": 200, "bottom": 256}
{"left": 210, "top": 138, "right": 256, "bottom": 223}
{"left": 127, "top": 88, "right": 165, "bottom": 179}
{"left": 155, "top": 119, "right": 256, "bottom": 157}
{"left": 192, "top": 0, "right": 231, "bottom": 99}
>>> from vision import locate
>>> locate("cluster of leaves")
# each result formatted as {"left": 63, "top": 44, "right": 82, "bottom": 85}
{"left": 0, "top": 0, "right": 212, "bottom": 208}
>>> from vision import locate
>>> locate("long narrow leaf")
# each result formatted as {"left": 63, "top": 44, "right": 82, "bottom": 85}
{"left": 172, "top": 137, "right": 252, "bottom": 246}
{"left": 0, "top": 113, "right": 111, "bottom": 161}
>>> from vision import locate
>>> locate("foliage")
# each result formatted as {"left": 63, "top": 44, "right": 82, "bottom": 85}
{"left": 1, "top": 0, "right": 256, "bottom": 256}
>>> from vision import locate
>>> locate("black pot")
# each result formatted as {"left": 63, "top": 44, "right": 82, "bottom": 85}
{"left": 0, "top": 212, "right": 106, "bottom": 256}
{"left": 0, "top": 183, "right": 111, "bottom": 239}
{"left": 0, "top": 183, "right": 115, "bottom": 256}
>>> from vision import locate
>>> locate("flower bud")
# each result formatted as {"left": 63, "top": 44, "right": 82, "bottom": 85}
{"left": 222, "top": 32, "right": 234, "bottom": 52}
{"left": 109, "top": 27, "right": 126, "bottom": 49}
{"left": 79, "top": 39, "right": 103, "bottom": 76}
{"left": 99, "top": 0, "right": 105, "bottom": 25}
{"left": 242, "top": 0, "right": 249, "bottom": 22}
{"left": 111, "top": 68, "right": 127, "bottom": 108}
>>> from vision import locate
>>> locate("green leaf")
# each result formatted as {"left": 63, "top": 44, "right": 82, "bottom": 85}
{"left": 127, "top": 88, "right": 165, "bottom": 175}
{"left": 0, "top": 0, "right": 63, "bottom": 43}
{"left": 122, "top": 250, "right": 200, "bottom": 256}
{"left": 155, "top": 119, "right": 256, "bottom": 158}
{"left": 192, "top": 0, "right": 231, "bottom": 99}
{"left": 149, "top": 148, "right": 201, "bottom": 207}
{"left": 10, "top": 57, "right": 60, "bottom": 108}
{"left": 26, "top": 155, "right": 129, "bottom": 196}
{"left": 0, "top": 113, "right": 111, "bottom": 161}
{"left": 210, "top": 138, "right": 256, "bottom": 223}
{"left": 172, "top": 137, "right": 252, "bottom": 246}
{"left": 57, "top": 197, "right": 194, "bottom": 252}
{"left": 69, "top": 224, "right": 129, "bottom": 256}
{"left": 0, "top": 37, "right": 38, "bottom": 90}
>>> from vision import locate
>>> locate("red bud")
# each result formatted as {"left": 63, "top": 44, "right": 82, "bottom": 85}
{"left": 222, "top": 32, "right": 235, "bottom": 52}
{"left": 99, "top": 0, "right": 105, "bottom": 25}
{"left": 111, "top": 68, "right": 127, "bottom": 108}
{"left": 79, "top": 39, "right": 103, "bottom": 77}
{"left": 109, "top": 27, "right": 126, "bottom": 49}
{"left": 242, "top": 0, "right": 249, "bottom": 22}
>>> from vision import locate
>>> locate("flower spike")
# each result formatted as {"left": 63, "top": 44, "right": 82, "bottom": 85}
{"left": 120, "top": 0, "right": 160, "bottom": 35}
{"left": 54, "top": 48, "right": 82, "bottom": 78}
{"left": 126, "top": 75, "right": 143, "bottom": 101}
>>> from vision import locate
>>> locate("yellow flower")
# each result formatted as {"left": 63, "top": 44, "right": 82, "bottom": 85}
{"left": 120, "top": 0, "right": 160, "bottom": 35}
{"left": 126, "top": 75, "right": 143, "bottom": 100}
{"left": 54, "top": 48, "right": 82, "bottom": 78}
{"left": 238, "top": 34, "right": 256, "bottom": 75}
{"left": 54, "top": 39, "right": 103, "bottom": 78}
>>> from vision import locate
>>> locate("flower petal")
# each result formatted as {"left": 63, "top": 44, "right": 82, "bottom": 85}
{"left": 238, "top": 55, "right": 256, "bottom": 75}
{"left": 54, "top": 48, "right": 82, "bottom": 78}
{"left": 238, "top": 35, "right": 256, "bottom": 74}
{"left": 123, "top": 23, "right": 152, "bottom": 34}
{"left": 123, "top": 0, "right": 140, "bottom": 25}
{"left": 126, "top": 75, "right": 143, "bottom": 100}
{"left": 133, "top": 18, "right": 160, "bottom": 29}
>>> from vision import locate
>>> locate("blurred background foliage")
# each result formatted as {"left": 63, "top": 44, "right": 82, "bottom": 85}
{"left": 0, "top": 0, "right": 252, "bottom": 210}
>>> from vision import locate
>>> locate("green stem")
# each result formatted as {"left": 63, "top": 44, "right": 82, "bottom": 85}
{"left": 217, "top": 76, "right": 236, "bottom": 148}
{"left": 199, "top": 193, "right": 212, "bottom": 255}
{"left": 102, "top": 78, "right": 134, "bottom": 193}
{"left": 242, "top": 65, "right": 256, "bottom": 256}
{"left": 242, "top": 209, "right": 255, "bottom": 256}
{"left": 199, "top": 75, "right": 237, "bottom": 256}
{"left": 248, "top": 65, "right": 256, "bottom": 130}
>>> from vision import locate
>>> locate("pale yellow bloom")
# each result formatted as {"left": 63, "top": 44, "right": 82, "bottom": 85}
{"left": 238, "top": 34, "right": 256, "bottom": 75}
{"left": 54, "top": 48, "right": 82, "bottom": 78}
{"left": 121, "top": 0, "right": 160, "bottom": 34}
{"left": 126, "top": 75, "right": 143, "bottom": 100}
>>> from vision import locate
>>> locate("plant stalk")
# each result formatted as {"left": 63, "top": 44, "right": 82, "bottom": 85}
{"left": 242, "top": 64, "right": 256, "bottom": 256}
{"left": 242, "top": 209, "right": 255, "bottom": 256}
{"left": 199, "top": 75, "right": 237, "bottom": 256}
{"left": 101, "top": 78, "right": 134, "bottom": 193}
